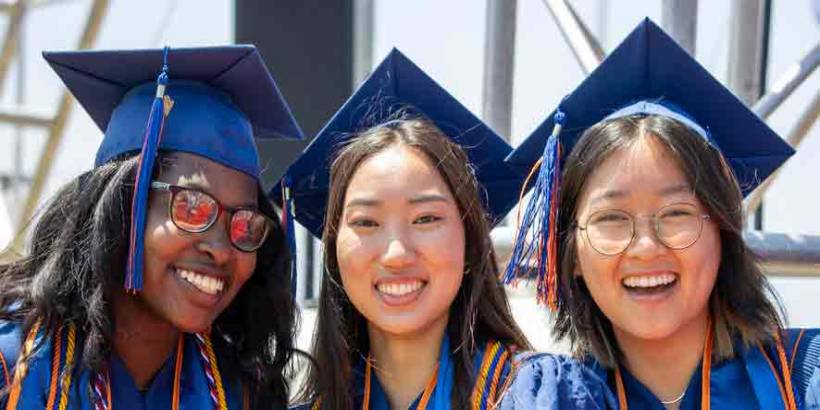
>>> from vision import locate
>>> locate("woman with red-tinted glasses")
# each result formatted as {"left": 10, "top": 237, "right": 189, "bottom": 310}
{"left": 0, "top": 46, "right": 304, "bottom": 409}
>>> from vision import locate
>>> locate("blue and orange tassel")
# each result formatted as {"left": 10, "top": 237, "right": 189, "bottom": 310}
{"left": 503, "top": 110, "right": 565, "bottom": 311}
{"left": 125, "top": 47, "right": 174, "bottom": 292}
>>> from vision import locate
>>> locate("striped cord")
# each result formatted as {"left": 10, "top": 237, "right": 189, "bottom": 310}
{"left": 194, "top": 333, "right": 228, "bottom": 410}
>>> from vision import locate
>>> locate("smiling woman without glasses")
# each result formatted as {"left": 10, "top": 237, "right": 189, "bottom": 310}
{"left": 503, "top": 19, "right": 820, "bottom": 410}
{"left": 280, "top": 49, "right": 542, "bottom": 410}
{"left": 0, "top": 46, "right": 303, "bottom": 409}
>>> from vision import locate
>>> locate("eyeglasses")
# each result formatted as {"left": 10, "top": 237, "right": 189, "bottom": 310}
{"left": 577, "top": 202, "right": 710, "bottom": 256}
{"left": 150, "top": 181, "right": 271, "bottom": 252}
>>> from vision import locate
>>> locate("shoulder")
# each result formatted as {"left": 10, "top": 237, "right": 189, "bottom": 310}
{"left": 786, "top": 328, "right": 820, "bottom": 409}
{"left": 495, "top": 352, "right": 616, "bottom": 410}
{"left": 0, "top": 320, "right": 23, "bottom": 380}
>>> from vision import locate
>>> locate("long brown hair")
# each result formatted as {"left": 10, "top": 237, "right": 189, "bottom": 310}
{"left": 302, "top": 116, "right": 530, "bottom": 408}
{"left": 552, "top": 114, "right": 785, "bottom": 368}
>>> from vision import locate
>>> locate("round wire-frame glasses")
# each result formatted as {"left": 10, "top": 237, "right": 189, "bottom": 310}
{"left": 577, "top": 202, "right": 711, "bottom": 256}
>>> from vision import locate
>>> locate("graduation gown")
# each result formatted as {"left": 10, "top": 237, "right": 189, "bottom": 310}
{"left": 495, "top": 352, "right": 617, "bottom": 410}
{"left": 292, "top": 337, "right": 513, "bottom": 410}
{"left": 0, "top": 320, "right": 246, "bottom": 409}
{"left": 593, "top": 328, "right": 820, "bottom": 409}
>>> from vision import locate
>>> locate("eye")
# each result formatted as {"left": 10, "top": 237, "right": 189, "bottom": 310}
{"left": 413, "top": 214, "right": 442, "bottom": 225}
{"left": 589, "top": 210, "right": 630, "bottom": 225}
{"left": 349, "top": 218, "right": 379, "bottom": 228}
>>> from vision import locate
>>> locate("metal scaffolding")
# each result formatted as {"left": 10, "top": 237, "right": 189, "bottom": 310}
{"left": 0, "top": 0, "right": 109, "bottom": 259}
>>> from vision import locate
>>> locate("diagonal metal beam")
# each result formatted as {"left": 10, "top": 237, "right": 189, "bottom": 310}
{"left": 0, "top": 0, "right": 26, "bottom": 95}
{"left": 9, "top": 0, "right": 109, "bottom": 254}
{"left": 753, "top": 42, "right": 820, "bottom": 120}
{"left": 541, "top": 0, "right": 604, "bottom": 75}
{"left": 745, "top": 91, "right": 820, "bottom": 215}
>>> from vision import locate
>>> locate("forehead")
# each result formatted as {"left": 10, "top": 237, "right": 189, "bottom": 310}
{"left": 345, "top": 144, "right": 453, "bottom": 200}
{"left": 158, "top": 152, "right": 258, "bottom": 204}
{"left": 579, "top": 135, "right": 692, "bottom": 205}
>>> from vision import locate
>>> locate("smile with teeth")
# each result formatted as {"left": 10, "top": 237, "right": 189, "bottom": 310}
{"left": 376, "top": 280, "right": 425, "bottom": 297}
{"left": 176, "top": 268, "right": 225, "bottom": 295}
{"left": 622, "top": 273, "right": 677, "bottom": 289}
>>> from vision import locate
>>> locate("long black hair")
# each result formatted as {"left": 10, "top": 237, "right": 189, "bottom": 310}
{"left": 301, "top": 118, "right": 531, "bottom": 409}
{"left": 0, "top": 154, "right": 299, "bottom": 408}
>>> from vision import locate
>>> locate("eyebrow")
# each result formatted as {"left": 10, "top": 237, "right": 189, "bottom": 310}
{"left": 174, "top": 182, "right": 257, "bottom": 208}
{"left": 344, "top": 194, "right": 451, "bottom": 208}
{"left": 591, "top": 183, "right": 693, "bottom": 204}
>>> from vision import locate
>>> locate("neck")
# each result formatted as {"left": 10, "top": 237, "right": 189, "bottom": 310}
{"left": 111, "top": 290, "right": 180, "bottom": 390}
{"left": 615, "top": 309, "right": 710, "bottom": 409}
{"left": 368, "top": 316, "right": 448, "bottom": 410}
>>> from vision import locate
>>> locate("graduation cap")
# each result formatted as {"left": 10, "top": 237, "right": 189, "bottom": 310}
{"left": 503, "top": 18, "right": 795, "bottom": 309}
{"left": 44, "top": 45, "right": 304, "bottom": 292}
{"left": 276, "top": 49, "right": 526, "bottom": 274}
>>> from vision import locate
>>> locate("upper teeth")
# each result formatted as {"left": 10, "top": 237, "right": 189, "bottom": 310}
{"left": 622, "top": 273, "right": 676, "bottom": 288}
{"left": 377, "top": 281, "right": 423, "bottom": 297}
{"left": 177, "top": 268, "right": 225, "bottom": 295}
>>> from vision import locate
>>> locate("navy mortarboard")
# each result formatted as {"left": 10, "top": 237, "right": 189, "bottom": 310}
{"left": 277, "top": 48, "right": 526, "bottom": 240}
{"left": 43, "top": 45, "right": 304, "bottom": 292}
{"left": 503, "top": 18, "right": 795, "bottom": 309}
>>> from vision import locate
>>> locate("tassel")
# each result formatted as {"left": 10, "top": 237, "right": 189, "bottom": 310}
{"left": 503, "top": 110, "right": 565, "bottom": 310}
{"left": 125, "top": 47, "right": 172, "bottom": 292}
{"left": 281, "top": 176, "right": 298, "bottom": 297}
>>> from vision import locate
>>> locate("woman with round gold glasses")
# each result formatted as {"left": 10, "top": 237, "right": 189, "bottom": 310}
{"left": 501, "top": 19, "right": 819, "bottom": 410}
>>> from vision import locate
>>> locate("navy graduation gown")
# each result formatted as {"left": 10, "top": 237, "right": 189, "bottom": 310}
{"left": 292, "top": 338, "right": 513, "bottom": 410}
{"left": 496, "top": 352, "right": 617, "bottom": 410}
{"left": 0, "top": 320, "right": 245, "bottom": 409}
{"left": 595, "top": 328, "right": 820, "bottom": 409}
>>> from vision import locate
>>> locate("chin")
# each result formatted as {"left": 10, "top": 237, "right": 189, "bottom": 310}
{"left": 616, "top": 317, "right": 681, "bottom": 341}
{"left": 170, "top": 314, "right": 217, "bottom": 334}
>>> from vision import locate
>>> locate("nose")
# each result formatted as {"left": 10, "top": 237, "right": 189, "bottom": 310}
{"left": 380, "top": 230, "right": 417, "bottom": 270}
{"left": 195, "top": 215, "right": 234, "bottom": 265}
{"left": 623, "top": 217, "right": 666, "bottom": 259}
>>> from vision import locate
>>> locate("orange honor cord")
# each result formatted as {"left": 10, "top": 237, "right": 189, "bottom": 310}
{"left": 788, "top": 329, "right": 806, "bottom": 372}
{"left": 414, "top": 367, "right": 438, "bottom": 410}
{"left": 615, "top": 319, "right": 714, "bottom": 410}
{"left": 171, "top": 336, "right": 184, "bottom": 410}
{"left": 487, "top": 350, "right": 510, "bottom": 404}
{"left": 362, "top": 356, "right": 438, "bottom": 410}
{"left": 700, "top": 321, "right": 714, "bottom": 410}
{"left": 758, "top": 332, "right": 798, "bottom": 410}
{"left": 6, "top": 320, "right": 41, "bottom": 410}
{"left": 57, "top": 324, "right": 77, "bottom": 410}
{"left": 45, "top": 325, "right": 63, "bottom": 409}
{"left": 0, "top": 349, "right": 9, "bottom": 386}
{"left": 774, "top": 333, "right": 798, "bottom": 410}
{"left": 471, "top": 341, "right": 500, "bottom": 408}
{"left": 202, "top": 334, "right": 229, "bottom": 410}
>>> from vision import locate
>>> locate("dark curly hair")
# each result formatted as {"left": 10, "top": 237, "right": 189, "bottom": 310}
{"left": 0, "top": 153, "right": 299, "bottom": 408}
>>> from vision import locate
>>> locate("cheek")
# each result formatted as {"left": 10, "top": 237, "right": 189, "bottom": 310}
{"left": 423, "top": 226, "right": 466, "bottom": 297}
{"left": 335, "top": 228, "right": 374, "bottom": 296}
{"left": 232, "top": 252, "right": 257, "bottom": 287}
{"left": 576, "top": 233, "right": 619, "bottom": 291}
{"left": 683, "top": 223, "right": 721, "bottom": 293}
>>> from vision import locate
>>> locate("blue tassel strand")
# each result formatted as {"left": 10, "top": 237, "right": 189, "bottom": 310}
{"left": 125, "top": 47, "right": 172, "bottom": 292}
{"left": 503, "top": 110, "right": 565, "bottom": 310}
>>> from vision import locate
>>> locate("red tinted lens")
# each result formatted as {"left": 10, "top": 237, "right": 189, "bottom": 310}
{"left": 230, "top": 210, "right": 269, "bottom": 251}
{"left": 171, "top": 189, "right": 219, "bottom": 232}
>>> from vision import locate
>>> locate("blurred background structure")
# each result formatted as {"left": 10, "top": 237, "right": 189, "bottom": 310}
{"left": 0, "top": 0, "right": 818, "bottom": 352}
